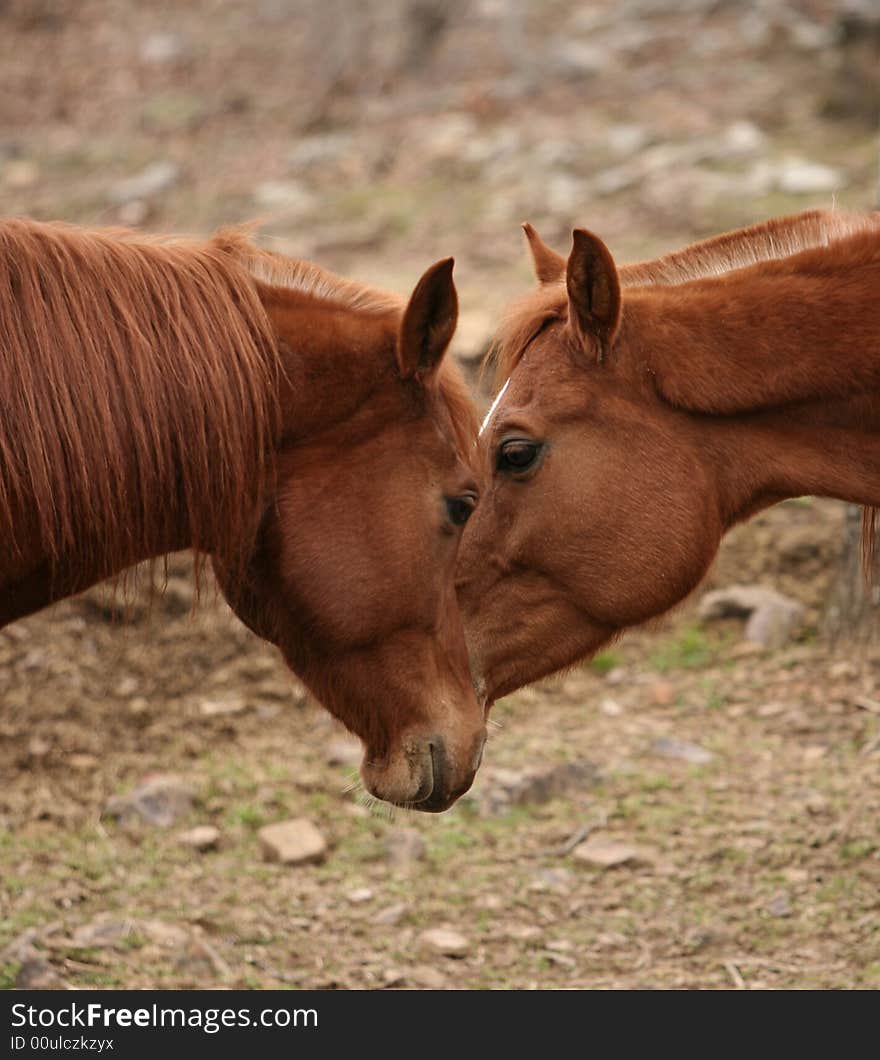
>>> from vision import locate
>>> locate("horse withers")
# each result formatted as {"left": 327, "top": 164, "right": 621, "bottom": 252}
{"left": 0, "top": 220, "right": 485, "bottom": 810}
{"left": 458, "top": 209, "right": 880, "bottom": 706}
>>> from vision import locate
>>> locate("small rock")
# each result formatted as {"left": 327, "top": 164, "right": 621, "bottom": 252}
{"left": 385, "top": 827, "right": 426, "bottom": 868}
{"left": 1, "top": 930, "right": 66, "bottom": 989}
{"left": 765, "top": 893, "right": 793, "bottom": 918}
{"left": 259, "top": 818, "right": 327, "bottom": 865}
{"left": 67, "top": 915, "right": 138, "bottom": 949}
{"left": 347, "top": 887, "right": 374, "bottom": 904}
{"left": 382, "top": 967, "right": 405, "bottom": 988}
{"left": 105, "top": 774, "right": 195, "bottom": 827}
{"left": 199, "top": 694, "right": 248, "bottom": 718}
{"left": 418, "top": 927, "right": 470, "bottom": 958}
{"left": 599, "top": 697, "right": 623, "bottom": 717}
{"left": 140, "top": 32, "right": 189, "bottom": 65}
{"left": 28, "top": 736, "right": 51, "bottom": 758}
{"left": 178, "top": 825, "right": 220, "bottom": 852}
{"left": 475, "top": 760, "right": 597, "bottom": 815}
{"left": 723, "top": 120, "right": 765, "bottom": 155}
{"left": 408, "top": 964, "right": 448, "bottom": 988}
{"left": 140, "top": 919, "right": 191, "bottom": 948}
{"left": 374, "top": 902, "right": 409, "bottom": 926}
{"left": 651, "top": 736, "right": 714, "bottom": 765}
{"left": 698, "top": 585, "right": 805, "bottom": 649}
{"left": 325, "top": 736, "right": 362, "bottom": 767}
{"left": 109, "top": 161, "right": 181, "bottom": 205}
{"left": 775, "top": 157, "right": 845, "bottom": 195}
{"left": 506, "top": 924, "right": 544, "bottom": 942}
{"left": 572, "top": 837, "right": 653, "bottom": 869}
{"left": 68, "top": 752, "right": 99, "bottom": 771}
{"left": 782, "top": 867, "right": 809, "bottom": 885}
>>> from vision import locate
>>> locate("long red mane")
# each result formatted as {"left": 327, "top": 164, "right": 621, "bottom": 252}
{"left": 0, "top": 220, "right": 283, "bottom": 576}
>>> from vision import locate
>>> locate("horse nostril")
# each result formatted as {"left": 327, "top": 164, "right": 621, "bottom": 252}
{"left": 428, "top": 738, "right": 446, "bottom": 798}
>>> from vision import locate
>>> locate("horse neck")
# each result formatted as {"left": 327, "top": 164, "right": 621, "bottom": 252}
{"left": 623, "top": 235, "right": 880, "bottom": 525}
{"left": 706, "top": 392, "right": 880, "bottom": 529}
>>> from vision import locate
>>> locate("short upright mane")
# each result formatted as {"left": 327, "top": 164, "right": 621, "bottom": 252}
{"left": 0, "top": 219, "right": 281, "bottom": 577}
{"left": 488, "top": 209, "right": 878, "bottom": 386}
{"left": 619, "top": 209, "right": 873, "bottom": 287}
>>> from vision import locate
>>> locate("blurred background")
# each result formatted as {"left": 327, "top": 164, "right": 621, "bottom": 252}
{"left": 1, "top": 0, "right": 878, "bottom": 990}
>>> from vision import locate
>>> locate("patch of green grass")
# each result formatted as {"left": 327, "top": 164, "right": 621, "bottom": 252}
{"left": 589, "top": 651, "right": 622, "bottom": 676}
{"left": 650, "top": 626, "right": 716, "bottom": 672}
{"left": 0, "top": 961, "right": 21, "bottom": 989}
{"left": 430, "top": 827, "right": 477, "bottom": 861}
{"left": 840, "top": 838, "right": 877, "bottom": 861}
{"left": 226, "top": 803, "right": 266, "bottom": 831}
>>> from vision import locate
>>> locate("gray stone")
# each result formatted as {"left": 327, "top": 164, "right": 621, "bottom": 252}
{"left": 105, "top": 774, "right": 195, "bottom": 827}
{"left": 374, "top": 902, "right": 409, "bottom": 926}
{"left": 1, "top": 930, "right": 66, "bottom": 989}
{"left": 418, "top": 927, "right": 470, "bottom": 957}
{"left": 651, "top": 736, "right": 714, "bottom": 765}
{"left": 698, "top": 585, "right": 805, "bottom": 648}
{"left": 109, "top": 161, "right": 181, "bottom": 204}
{"left": 573, "top": 837, "right": 653, "bottom": 869}
{"left": 259, "top": 818, "right": 327, "bottom": 865}
{"left": 475, "top": 759, "right": 597, "bottom": 815}
{"left": 766, "top": 893, "right": 793, "bottom": 918}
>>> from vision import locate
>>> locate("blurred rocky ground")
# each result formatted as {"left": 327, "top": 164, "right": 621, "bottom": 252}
{"left": 0, "top": 0, "right": 877, "bottom": 367}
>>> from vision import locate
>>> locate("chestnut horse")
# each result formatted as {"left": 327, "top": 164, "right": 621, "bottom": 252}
{"left": 0, "top": 219, "right": 485, "bottom": 810}
{"left": 457, "top": 209, "right": 880, "bottom": 705}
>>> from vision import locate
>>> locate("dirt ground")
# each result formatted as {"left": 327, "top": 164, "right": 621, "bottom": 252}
{"left": 1, "top": 1, "right": 879, "bottom": 990}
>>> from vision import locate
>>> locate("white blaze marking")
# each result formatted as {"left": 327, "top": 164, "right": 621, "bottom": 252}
{"left": 479, "top": 378, "right": 511, "bottom": 436}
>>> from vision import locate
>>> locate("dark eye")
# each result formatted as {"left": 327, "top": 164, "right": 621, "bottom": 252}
{"left": 498, "top": 439, "right": 541, "bottom": 473}
{"left": 446, "top": 493, "right": 477, "bottom": 527}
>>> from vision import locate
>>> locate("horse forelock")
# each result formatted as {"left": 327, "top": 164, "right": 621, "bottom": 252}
{"left": 0, "top": 219, "right": 282, "bottom": 579}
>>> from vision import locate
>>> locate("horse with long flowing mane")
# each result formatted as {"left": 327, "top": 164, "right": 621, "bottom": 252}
{"left": 0, "top": 218, "right": 485, "bottom": 811}
{"left": 457, "top": 208, "right": 880, "bottom": 706}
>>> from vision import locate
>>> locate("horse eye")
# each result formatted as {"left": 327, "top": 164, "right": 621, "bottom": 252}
{"left": 446, "top": 494, "right": 477, "bottom": 527}
{"left": 498, "top": 440, "right": 541, "bottom": 473}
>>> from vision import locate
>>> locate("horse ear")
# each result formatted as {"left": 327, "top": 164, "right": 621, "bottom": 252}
{"left": 566, "top": 228, "right": 621, "bottom": 357}
{"left": 523, "top": 223, "right": 565, "bottom": 285}
{"left": 397, "top": 258, "right": 458, "bottom": 381}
